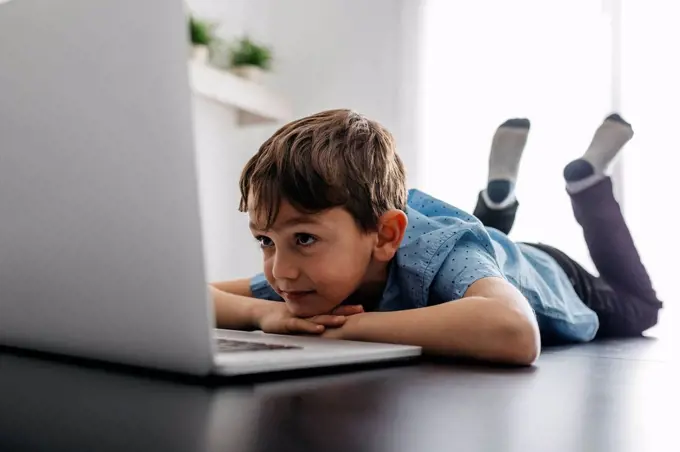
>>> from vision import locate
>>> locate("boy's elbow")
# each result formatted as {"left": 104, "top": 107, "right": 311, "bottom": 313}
{"left": 502, "top": 314, "right": 541, "bottom": 365}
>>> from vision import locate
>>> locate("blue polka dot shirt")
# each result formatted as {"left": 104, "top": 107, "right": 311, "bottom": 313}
{"left": 251, "top": 189, "right": 600, "bottom": 343}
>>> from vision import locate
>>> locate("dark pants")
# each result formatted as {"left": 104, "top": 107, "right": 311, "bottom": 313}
{"left": 473, "top": 177, "right": 662, "bottom": 338}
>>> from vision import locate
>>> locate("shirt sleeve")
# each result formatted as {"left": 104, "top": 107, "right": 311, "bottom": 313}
{"left": 249, "top": 273, "right": 284, "bottom": 301}
{"left": 429, "top": 230, "right": 506, "bottom": 304}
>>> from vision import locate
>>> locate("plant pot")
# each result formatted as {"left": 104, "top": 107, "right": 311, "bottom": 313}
{"left": 230, "top": 65, "right": 266, "bottom": 84}
{"left": 191, "top": 45, "right": 209, "bottom": 64}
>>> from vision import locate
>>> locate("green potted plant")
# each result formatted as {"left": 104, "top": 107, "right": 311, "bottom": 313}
{"left": 188, "top": 15, "right": 214, "bottom": 63}
{"left": 228, "top": 36, "right": 273, "bottom": 83}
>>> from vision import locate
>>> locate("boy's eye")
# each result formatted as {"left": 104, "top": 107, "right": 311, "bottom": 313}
{"left": 295, "top": 233, "right": 317, "bottom": 247}
{"left": 255, "top": 235, "right": 274, "bottom": 248}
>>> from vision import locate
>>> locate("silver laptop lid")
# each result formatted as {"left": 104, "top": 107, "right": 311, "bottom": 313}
{"left": 0, "top": 0, "right": 215, "bottom": 375}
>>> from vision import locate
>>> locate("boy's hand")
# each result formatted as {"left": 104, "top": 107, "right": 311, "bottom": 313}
{"left": 329, "top": 305, "right": 365, "bottom": 316}
{"left": 255, "top": 303, "right": 364, "bottom": 335}
{"left": 320, "top": 312, "right": 364, "bottom": 340}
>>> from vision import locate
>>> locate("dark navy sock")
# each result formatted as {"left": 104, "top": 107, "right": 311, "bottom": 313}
{"left": 486, "top": 179, "right": 513, "bottom": 204}
{"left": 563, "top": 159, "right": 596, "bottom": 182}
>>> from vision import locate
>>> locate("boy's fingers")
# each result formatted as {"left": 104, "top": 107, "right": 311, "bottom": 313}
{"left": 331, "top": 305, "right": 364, "bottom": 316}
{"left": 308, "top": 315, "right": 346, "bottom": 326}
{"left": 287, "top": 318, "right": 324, "bottom": 334}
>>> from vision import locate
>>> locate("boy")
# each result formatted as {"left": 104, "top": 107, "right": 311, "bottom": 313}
{"left": 210, "top": 109, "right": 662, "bottom": 366}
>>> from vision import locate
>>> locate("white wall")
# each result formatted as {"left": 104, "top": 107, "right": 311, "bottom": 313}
{"left": 265, "top": 0, "right": 421, "bottom": 182}
{"left": 420, "top": 0, "right": 613, "bottom": 273}
{"left": 188, "top": 0, "right": 275, "bottom": 281}
{"left": 420, "top": 0, "right": 675, "bottom": 318}
{"left": 620, "top": 0, "right": 680, "bottom": 306}
{"left": 187, "top": 0, "right": 420, "bottom": 281}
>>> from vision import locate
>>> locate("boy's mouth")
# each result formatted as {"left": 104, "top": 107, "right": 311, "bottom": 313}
{"left": 279, "top": 290, "right": 315, "bottom": 301}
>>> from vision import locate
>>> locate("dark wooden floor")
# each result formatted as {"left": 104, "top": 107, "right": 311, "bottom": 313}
{"left": 1, "top": 309, "right": 677, "bottom": 452}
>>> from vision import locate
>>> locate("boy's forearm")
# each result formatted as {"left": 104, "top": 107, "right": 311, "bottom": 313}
{"left": 210, "top": 278, "right": 253, "bottom": 298}
{"left": 210, "top": 286, "right": 269, "bottom": 331}
{"left": 339, "top": 297, "right": 540, "bottom": 365}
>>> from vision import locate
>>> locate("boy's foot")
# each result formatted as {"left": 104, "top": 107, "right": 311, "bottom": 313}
{"left": 564, "top": 113, "right": 634, "bottom": 193}
{"left": 483, "top": 118, "right": 530, "bottom": 209}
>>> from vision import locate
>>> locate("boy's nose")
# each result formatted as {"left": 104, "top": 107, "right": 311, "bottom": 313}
{"left": 271, "top": 252, "right": 300, "bottom": 281}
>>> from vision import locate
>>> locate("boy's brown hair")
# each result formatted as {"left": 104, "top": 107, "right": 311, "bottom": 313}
{"left": 239, "top": 109, "right": 407, "bottom": 231}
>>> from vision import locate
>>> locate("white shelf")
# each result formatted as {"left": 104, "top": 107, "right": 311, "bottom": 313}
{"left": 188, "top": 60, "right": 291, "bottom": 126}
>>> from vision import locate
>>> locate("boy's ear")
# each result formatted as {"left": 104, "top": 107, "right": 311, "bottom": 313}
{"left": 373, "top": 209, "right": 408, "bottom": 262}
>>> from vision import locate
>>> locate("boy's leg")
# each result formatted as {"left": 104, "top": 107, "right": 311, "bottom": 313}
{"left": 529, "top": 241, "right": 657, "bottom": 338}
{"left": 472, "top": 118, "right": 530, "bottom": 234}
{"left": 562, "top": 114, "right": 662, "bottom": 336}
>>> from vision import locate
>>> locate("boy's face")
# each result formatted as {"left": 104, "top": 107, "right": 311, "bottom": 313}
{"left": 248, "top": 200, "right": 385, "bottom": 318}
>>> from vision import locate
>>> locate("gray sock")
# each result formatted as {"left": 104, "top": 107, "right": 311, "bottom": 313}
{"left": 484, "top": 118, "right": 530, "bottom": 208}
{"left": 564, "top": 113, "right": 633, "bottom": 193}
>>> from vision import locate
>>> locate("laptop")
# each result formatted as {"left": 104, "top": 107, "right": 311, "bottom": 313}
{"left": 0, "top": 0, "right": 421, "bottom": 376}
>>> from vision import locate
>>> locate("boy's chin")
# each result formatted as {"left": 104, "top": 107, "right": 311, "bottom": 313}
{"left": 285, "top": 299, "right": 342, "bottom": 318}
